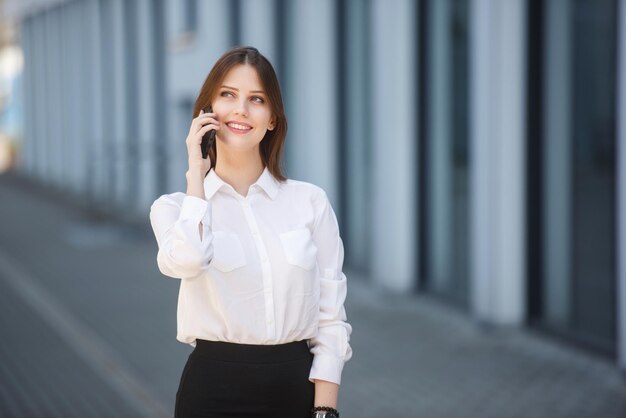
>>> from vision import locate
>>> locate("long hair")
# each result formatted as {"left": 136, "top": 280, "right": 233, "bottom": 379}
{"left": 193, "top": 46, "right": 288, "bottom": 182}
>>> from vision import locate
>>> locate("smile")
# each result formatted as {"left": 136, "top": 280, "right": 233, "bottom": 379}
{"left": 226, "top": 122, "right": 252, "bottom": 133}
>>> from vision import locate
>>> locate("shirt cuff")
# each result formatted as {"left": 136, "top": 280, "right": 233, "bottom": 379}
{"left": 180, "top": 195, "right": 211, "bottom": 225}
{"left": 308, "top": 354, "right": 345, "bottom": 385}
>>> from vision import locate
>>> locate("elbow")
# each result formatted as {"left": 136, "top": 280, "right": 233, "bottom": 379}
{"left": 156, "top": 245, "right": 213, "bottom": 279}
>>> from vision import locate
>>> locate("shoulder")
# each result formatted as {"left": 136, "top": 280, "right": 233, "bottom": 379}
{"left": 282, "top": 178, "right": 327, "bottom": 201}
{"left": 281, "top": 179, "right": 333, "bottom": 220}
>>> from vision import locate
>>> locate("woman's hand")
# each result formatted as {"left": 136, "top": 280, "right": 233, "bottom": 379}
{"left": 186, "top": 108, "right": 219, "bottom": 177}
{"left": 186, "top": 108, "right": 220, "bottom": 199}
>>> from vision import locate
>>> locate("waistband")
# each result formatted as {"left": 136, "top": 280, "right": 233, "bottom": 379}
{"left": 192, "top": 339, "right": 311, "bottom": 363}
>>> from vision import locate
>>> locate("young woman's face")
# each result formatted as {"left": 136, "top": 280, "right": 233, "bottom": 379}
{"left": 212, "top": 64, "right": 275, "bottom": 151}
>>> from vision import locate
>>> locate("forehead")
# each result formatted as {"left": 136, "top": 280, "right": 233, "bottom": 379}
{"left": 222, "top": 64, "right": 263, "bottom": 90}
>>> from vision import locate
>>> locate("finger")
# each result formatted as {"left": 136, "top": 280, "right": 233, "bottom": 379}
{"left": 197, "top": 120, "right": 220, "bottom": 131}
{"left": 192, "top": 114, "right": 217, "bottom": 131}
{"left": 197, "top": 117, "right": 219, "bottom": 128}
{"left": 196, "top": 124, "right": 219, "bottom": 139}
{"left": 200, "top": 123, "right": 219, "bottom": 133}
{"left": 188, "top": 125, "right": 217, "bottom": 144}
{"left": 196, "top": 112, "right": 216, "bottom": 119}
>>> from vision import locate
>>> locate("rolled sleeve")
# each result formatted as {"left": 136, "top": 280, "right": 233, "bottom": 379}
{"left": 149, "top": 194, "right": 214, "bottom": 279}
{"left": 307, "top": 190, "right": 353, "bottom": 385}
{"left": 180, "top": 195, "right": 212, "bottom": 226}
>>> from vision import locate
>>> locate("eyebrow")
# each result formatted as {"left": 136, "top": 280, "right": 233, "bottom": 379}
{"left": 221, "top": 85, "right": 266, "bottom": 95}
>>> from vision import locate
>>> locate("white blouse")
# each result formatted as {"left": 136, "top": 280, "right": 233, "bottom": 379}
{"left": 149, "top": 166, "right": 353, "bottom": 385}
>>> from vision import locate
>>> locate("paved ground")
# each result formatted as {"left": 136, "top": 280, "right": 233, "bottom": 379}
{"left": 0, "top": 171, "right": 625, "bottom": 418}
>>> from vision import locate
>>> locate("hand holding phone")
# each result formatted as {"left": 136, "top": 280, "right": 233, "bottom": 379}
{"left": 201, "top": 106, "right": 217, "bottom": 159}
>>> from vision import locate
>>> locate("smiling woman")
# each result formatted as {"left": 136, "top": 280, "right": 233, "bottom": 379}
{"left": 148, "top": 46, "right": 352, "bottom": 418}
{"left": 192, "top": 47, "right": 289, "bottom": 185}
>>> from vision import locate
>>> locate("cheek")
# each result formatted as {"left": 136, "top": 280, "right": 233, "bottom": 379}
{"left": 211, "top": 100, "right": 230, "bottom": 116}
{"left": 253, "top": 110, "right": 272, "bottom": 126}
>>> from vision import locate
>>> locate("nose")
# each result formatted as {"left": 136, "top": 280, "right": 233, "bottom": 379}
{"left": 234, "top": 98, "right": 249, "bottom": 116}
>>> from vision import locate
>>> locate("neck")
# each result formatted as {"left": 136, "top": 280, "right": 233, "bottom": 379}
{"left": 214, "top": 145, "right": 265, "bottom": 198}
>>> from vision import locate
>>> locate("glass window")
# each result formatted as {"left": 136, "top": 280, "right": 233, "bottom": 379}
{"left": 420, "top": 0, "right": 470, "bottom": 307}
{"left": 531, "top": 0, "right": 617, "bottom": 355}
{"left": 338, "top": 0, "right": 372, "bottom": 275}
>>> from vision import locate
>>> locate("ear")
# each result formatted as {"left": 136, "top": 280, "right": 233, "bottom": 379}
{"left": 268, "top": 117, "right": 276, "bottom": 131}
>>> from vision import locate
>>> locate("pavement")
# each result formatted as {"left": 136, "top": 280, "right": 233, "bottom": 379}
{"left": 0, "top": 170, "right": 625, "bottom": 418}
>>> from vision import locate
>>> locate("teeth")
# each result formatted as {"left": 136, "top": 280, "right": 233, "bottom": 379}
{"left": 228, "top": 123, "right": 251, "bottom": 130}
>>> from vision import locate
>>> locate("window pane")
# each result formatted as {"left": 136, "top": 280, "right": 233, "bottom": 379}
{"left": 421, "top": 0, "right": 470, "bottom": 307}
{"left": 541, "top": 0, "right": 617, "bottom": 354}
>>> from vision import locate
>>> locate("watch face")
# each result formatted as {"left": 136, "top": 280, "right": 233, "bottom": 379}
{"left": 326, "top": 414, "right": 337, "bottom": 418}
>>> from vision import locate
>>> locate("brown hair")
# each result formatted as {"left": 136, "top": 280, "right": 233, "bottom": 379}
{"left": 193, "top": 46, "right": 288, "bottom": 182}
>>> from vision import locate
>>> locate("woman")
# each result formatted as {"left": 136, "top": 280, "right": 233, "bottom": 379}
{"left": 149, "top": 46, "right": 352, "bottom": 418}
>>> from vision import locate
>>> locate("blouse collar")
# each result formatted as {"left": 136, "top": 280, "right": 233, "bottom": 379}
{"left": 204, "top": 166, "right": 281, "bottom": 201}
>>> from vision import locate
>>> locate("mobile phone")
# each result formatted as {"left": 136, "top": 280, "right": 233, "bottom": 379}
{"left": 201, "top": 105, "right": 216, "bottom": 159}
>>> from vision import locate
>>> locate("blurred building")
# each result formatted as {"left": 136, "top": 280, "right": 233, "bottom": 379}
{"left": 0, "top": 0, "right": 21, "bottom": 172}
{"left": 3, "top": 0, "right": 625, "bottom": 375}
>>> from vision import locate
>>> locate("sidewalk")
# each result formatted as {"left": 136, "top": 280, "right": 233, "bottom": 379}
{"left": 0, "top": 171, "right": 625, "bottom": 417}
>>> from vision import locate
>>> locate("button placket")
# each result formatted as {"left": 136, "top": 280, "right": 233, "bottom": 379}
{"left": 241, "top": 199, "right": 276, "bottom": 340}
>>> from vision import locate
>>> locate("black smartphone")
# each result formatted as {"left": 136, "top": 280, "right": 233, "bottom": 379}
{"left": 201, "top": 105, "right": 216, "bottom": 159}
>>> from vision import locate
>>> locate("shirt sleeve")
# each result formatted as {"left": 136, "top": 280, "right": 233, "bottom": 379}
{"left": 307, "top": 189, "right": 353, "bottom": 385}
{"left": 149, "top": 193, "right": 214, "bottom": 279}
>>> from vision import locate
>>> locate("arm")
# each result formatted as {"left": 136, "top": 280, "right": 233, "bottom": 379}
{"left": 308, "top": 189, "right": 353, "bottom": 392}
{"left": 186, "top": 169, "right": 208, "bottom": 240}
{"left": 149, "top": 193, "right": 214, "bottom": 279}
{"left": 314, "top": 379, "right": 339, "bottom": 409}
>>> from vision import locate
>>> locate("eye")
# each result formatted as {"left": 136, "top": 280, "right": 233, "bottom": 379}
{"left": 252, "top": 96, "right": 265, "bottom": 103}
{"left": 220, "top": 91, "right": 234, "bottom": 97}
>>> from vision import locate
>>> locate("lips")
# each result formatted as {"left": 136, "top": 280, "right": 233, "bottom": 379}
{"left": 226, "top": 121, "right": 252, "bottom": 130}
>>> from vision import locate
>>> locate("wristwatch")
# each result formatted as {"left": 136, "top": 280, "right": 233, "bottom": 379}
{"left": 313, "top": 412, "right": 337, "bottom": 418}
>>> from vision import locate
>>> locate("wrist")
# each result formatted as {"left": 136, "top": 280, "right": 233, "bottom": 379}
{"left": 311, "top": 406, "right": 340, "bottom": 418}
{"left": 186, "top": 172, "right": 206, "bottom": 197}
{"left": 185, "top": 168, "right": 205, "bottom": 180}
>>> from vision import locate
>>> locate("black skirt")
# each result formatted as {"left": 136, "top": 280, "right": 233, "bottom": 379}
{"left": 175, "top": 339, "right": 315, "bottom": 418}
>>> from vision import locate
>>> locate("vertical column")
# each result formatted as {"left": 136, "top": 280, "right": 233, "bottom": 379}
{"left": 19, "top": 18, "right": 33, "bottom": 175}
{"left": 62, "top": 2, "right": 84, "bottom": 195}
{"left": 55, "top": 7, "right": 65, "bottom": 189}
{"left": 75, "top": 1, "right": 90, "bottom": 196}
{"left": 123, "top": 0, "right": 140, "bottom": 209}
{"left": 427, "top": 0, "right": 453, "bottom": 292}
{"left": 98, "top": 0, "right": 116, "bottom": 205}
{"left": 285, "top": 0, "right": 337, "bottom": 200}
{"left": 470, "top": 0, "right": 492, "bottom": 316}
{"left": 111, "top": 0, "right": 129, "bottom": 205}
{"left": 344, "top": 0, "right": 371, "bottom": 269}
{"left": 45, "top": 8, "right": 62, "bottom": 187}
{"left": 151, "top": 0, "right": 167, "bottom": 198}
{"left": 470, "top": 0, "right": 527, "bottom": 324}
{"left": 543, "top": 0, "right": 572, "bottom": 326}
{"left": 136, "top": 0, "right": 159, "bottom": 210}
{"left": 60, "top": 4, "right": 71, "bottom": 192}
{"left": 371, "top": 0, "right": 417, "bottom": 292}
{"left": 43, "top": 9, "right": 53, "bottom": 184}
{"left": 88, "top": 0, "right": 106, "bottom": 203}
{"left": 617, "top": 0, "right": 626, "bottom": 372}
{"left": 33, "top": 14, "right": 46, "bottom": 181}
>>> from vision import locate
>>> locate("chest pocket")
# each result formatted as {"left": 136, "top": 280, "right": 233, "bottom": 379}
{"left": 279, "top": 227, "right": 318, "bottom": 270}
{"left": 211, "top": 231, "right": 247, "bottom": 273}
